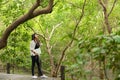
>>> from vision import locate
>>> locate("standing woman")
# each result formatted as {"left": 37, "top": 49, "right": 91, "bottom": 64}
{"left": 30, "top": 33, "right": 47, "bottom": 79}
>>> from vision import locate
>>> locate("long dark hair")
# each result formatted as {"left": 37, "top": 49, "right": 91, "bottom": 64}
{"left": 32, "top": 33, "right": 36, "bottom": 40}
{"left": 31, "top": 33, "right": 40, "bottom": 48}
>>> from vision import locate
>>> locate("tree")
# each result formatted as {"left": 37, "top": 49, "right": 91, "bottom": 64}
{"left": 98, "top": 0, "right": 117, "bottom": 79}
{"left": 0, "top": 0, "right": 120, "bottom": 79}
{"left": 0, "top": 0, "right": 54, "bottom": 49}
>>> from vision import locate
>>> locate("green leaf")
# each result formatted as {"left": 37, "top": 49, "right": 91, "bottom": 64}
{"left": 113, "top": 35, "right": 120, "bottom": 43}
{"left": 91, "top": 47, "right": 101, "bottom": 52}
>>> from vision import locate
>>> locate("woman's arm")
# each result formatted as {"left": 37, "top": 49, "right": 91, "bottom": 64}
{"left": 30, "top": 41, "right": 38, "bottom": 55}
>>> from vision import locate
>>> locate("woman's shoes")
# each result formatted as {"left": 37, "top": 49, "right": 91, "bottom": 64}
{"left": 32, "top": 75, "right": 48, "bottom": 79}
{"left": 40, "top": 74, "right": 48, "bottom": 78}
{"left": 32, "top": 75, "right": 38, "bottom": 78}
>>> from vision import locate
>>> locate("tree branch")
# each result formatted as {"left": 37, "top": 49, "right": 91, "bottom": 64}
{"left": 98, "top": 0, "right": 107, "bottom": 13}
{"left": 108, "top": 0, "right": 117, "bottom": 17}
{"left": 37, "top": 34, "right": 46, "bottom": 40}
{"left": 49, "top": 22, "right": 63, "bottom": 39}
{"left": 33, "top": 0, "right": 54, "bottom": 17}
{"left": 28, "top": 0, "right": 41, "bottom": 15}
{"left": 98, "top": 0, "right": 112, "bottom": 34}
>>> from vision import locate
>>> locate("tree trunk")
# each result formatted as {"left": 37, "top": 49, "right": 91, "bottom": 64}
{"left": 103, "top": 57, "right": 109, "bottom": 80}
{"left": 46, "top": 40, "right": 56, "bottom": 77}
{"left": 104, "top": 10, "right": 112, "bottom": 34}
{"left": 99, "top": 60, "right": 104, "bottom": 80}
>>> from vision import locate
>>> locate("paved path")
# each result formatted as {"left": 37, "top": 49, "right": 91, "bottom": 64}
{"left": 0, "top": 73, "right": 60, "bottom": 80}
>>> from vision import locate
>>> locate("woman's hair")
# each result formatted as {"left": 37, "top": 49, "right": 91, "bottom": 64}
{"left": 32, "top": 33, "right": 36, "bottom": 40}
{"left": 32, "top": 33, "right": 40, "bottom": 48}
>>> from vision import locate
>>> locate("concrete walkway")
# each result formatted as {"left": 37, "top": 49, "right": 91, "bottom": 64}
{"left": 0, "top": 73, "right": 60, "bottom": 80}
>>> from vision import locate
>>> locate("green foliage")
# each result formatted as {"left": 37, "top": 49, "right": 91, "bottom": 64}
{"left": 77, "top": 34, "right": 120, "bottom": 78}
{"left": 0, "top": 0, "right": 120, "bottom": 79}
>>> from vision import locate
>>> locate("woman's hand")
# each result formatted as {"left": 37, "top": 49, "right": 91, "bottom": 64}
{"left": 31, "top": 50, "right": 38, "bottom": 55}
{"left": 34, "top": 52, "right": 38, "bottom": 55}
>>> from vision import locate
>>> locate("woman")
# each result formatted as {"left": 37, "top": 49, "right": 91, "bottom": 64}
{"left": 30, "top": 33, "right": 47, "bottom": 79}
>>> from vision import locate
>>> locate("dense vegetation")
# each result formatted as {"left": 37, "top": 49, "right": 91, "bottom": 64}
{"left": 0, "top": 0, "right": 120, "bottom": 80}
